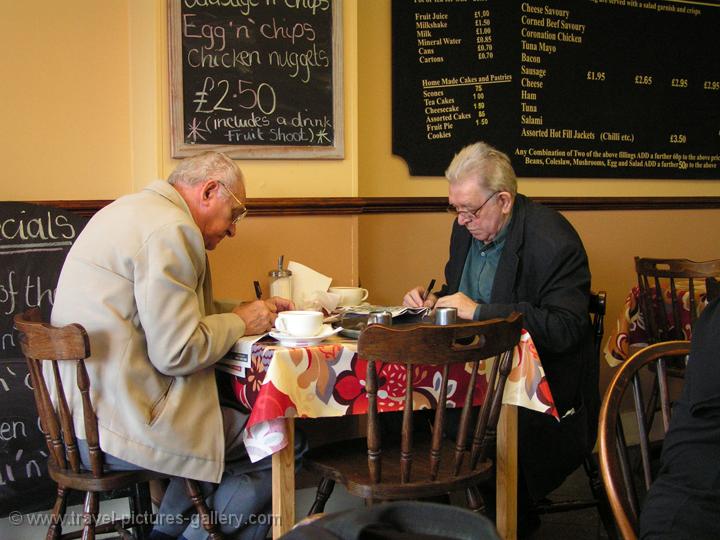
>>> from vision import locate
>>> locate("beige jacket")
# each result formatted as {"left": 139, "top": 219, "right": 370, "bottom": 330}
{"left": 50, "top": 180, "right": 245, "bottom": 482}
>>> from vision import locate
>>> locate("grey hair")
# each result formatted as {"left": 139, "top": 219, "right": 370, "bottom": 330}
{"left": 445, "top": 142, "right": 517, "bottom": 196}
{"left": 167, "top": 151, "right": 243, "bottom": 195}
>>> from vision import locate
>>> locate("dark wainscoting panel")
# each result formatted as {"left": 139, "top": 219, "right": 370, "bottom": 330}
{"left": 36, "top": 197, "right": 720, "bottom": 217}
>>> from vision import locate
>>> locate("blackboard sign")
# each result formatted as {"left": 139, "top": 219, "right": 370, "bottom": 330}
{"left": 392, "top": 0, "right": 720, "bottom": 178}
{"left": 168, "top": 0, "right": 344, "bottom": 159}
{"left": 0, "top": 202, "right": 87, "bottom": 517}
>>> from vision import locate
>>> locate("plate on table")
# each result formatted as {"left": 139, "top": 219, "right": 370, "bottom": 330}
{"left": 269, "top": 324, "right": 342, "bottom": 347}
{"left": 338, "top": 327, "right": 361, "bottom": 339}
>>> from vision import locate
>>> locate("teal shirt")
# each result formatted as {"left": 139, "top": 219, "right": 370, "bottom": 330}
{"left": 458, "top": 218, "right": 510, "bottom": 319}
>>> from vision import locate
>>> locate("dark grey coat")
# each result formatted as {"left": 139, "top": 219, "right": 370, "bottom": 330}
{"left": 438, "top": 194, "right": 597, "bottom": 499}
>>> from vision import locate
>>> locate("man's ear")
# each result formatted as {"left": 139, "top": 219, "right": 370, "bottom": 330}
{"left": 200, "top": 179, "right": 220, "bottom": 204}
{"left": 498, "top": 192, "right": 514, "bottom": 213}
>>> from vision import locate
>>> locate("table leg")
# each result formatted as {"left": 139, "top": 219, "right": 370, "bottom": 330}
{"left": 272, "top": 418, "right": 295, "bottom": 539}
{"left": 496, "top": 404, "right": 518, "bottom": 540}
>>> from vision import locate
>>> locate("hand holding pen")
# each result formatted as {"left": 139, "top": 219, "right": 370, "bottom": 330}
{"left": 402, "top": 278, "right": 437, "bottom": 308}
{"left": 422, "top": 278, "right": 436, "bottom": 303}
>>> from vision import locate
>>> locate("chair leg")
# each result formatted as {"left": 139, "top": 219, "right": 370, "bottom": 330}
{"left": 183, "top": 478, "right": 224, "bottom": 540}
{"left": 47, "top": 486, "right": 69, "bottom": 540}
{"left": 129, "top": 481, "right": 154, "bottom": 540}
{"left": 81, "top": 491, "right": 99, "bottom": 540}
{"left": 584, "top": 456, "right": 619, "bottom": 540}
{"left": 308, "top": 478, "right": 336, "bottom": 515}
{"left": 465, "top": 486, "right": 485, "bottom": 513}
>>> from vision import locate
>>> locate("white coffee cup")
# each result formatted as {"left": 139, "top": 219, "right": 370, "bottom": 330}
{"left": 275, "top": 310, "right": 323, "bottom": 337}
{"left": 328, "top": 286, "right": 369, "bottom": 307}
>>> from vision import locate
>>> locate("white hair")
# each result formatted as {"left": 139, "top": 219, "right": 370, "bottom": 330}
{"left": 167, "top": 151, "right": 243, "bottom": 195}
{"left": 445, "top": 142, "right": 517, "bottom": 195}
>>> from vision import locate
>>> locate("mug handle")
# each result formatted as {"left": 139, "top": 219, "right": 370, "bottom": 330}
{"left": 360, "top": 288, "right": 369, "bottom": 302}
{"left": 276, "top": 317, "right": 287, "bottom": 333}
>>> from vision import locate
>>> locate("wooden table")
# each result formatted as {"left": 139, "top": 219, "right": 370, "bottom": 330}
{"left": 219, "top": 331, "right": 555, "bottom": 539}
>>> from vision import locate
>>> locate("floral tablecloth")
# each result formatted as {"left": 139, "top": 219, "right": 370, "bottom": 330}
{"left": 224, "top": 329, "right": 557, "bottom": 462}
{"left": 604, "top": 285, "right": 708, "bottom": 367}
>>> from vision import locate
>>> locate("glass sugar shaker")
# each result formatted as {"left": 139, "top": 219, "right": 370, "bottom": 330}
{"left": 269, "top": 255, "right": 293, "bottom": 300}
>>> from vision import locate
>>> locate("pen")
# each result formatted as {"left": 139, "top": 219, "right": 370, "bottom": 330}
{"left": 253, "top": 280, "right": 263, "bottom": 300}
{"left": 422, "top": 279, "right": 436, "bottom": 302}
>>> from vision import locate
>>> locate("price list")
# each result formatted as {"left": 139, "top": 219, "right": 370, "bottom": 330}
{"left": 392, "top": 0, "right": 720, "bottom": 178}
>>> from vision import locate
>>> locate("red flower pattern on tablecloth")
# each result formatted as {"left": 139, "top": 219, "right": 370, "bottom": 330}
{"left": 333, "top": 355, "right": 387, "bottom": 414}
{"left": 535, "top": 377, "right": 556, "bottom": 417}
{"left": 605, "top": 285, "right": 709, "bottom": 366}
{"left": 333, "top": 356, "right": 468, "bottom": 414}
{"left": 235, "top": 356, "right": 265, "bottom": 409}
{"left": 222, "top": 329, "right": 557, "bottom": 463}
{"left": 246, "top": 381, "right": 297, "bottom": 431}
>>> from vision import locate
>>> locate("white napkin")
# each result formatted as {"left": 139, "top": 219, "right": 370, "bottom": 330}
{"left": 287, "top": 261, "right": 335, "bottom": 310}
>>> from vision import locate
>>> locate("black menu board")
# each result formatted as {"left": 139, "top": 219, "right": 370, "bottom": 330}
{"left": 0, "top": 203, "right": 88, "bottom": 516}
{"left": 392, "top": 0, "right": 720, "bottom": 178}
{"left": 168, "top": 0, "right": 343, "bottom": 159}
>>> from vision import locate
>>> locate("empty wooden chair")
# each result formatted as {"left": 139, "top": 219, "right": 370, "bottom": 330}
{"left": 14, "top": 308, "right": 223, "bottom": 540}
{"left": 598, "top": 340, "right": 691, "bottom": 540}
{"left": 303, "top": 313, "right": 523, "bottom": 514}
{"left": 635, "top": 257, "right": 720, "bottom": 344}
{"left": 634, "top": 257, "right": 720, "bottom": 436}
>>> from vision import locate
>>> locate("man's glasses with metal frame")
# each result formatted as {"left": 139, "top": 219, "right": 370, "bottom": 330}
{"left": 219, "top": 182, "right": 248, "bottom": 224}
{"left": 446, "top": 191, "right": 499, "bottom": 221}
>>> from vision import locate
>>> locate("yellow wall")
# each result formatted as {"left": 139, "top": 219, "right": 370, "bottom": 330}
{"left": 1, "top": 0, "right": 358, "bottom": 200}
{"left": 0, "top": 1, "right": 132, "bottom": 200}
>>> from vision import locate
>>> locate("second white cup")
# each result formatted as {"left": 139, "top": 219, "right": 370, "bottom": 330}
{"left": 275, "top": 310, "right": 324, "bottom": 337}
{"left": 328, "top": 286, "right": 369, "bottom": 307}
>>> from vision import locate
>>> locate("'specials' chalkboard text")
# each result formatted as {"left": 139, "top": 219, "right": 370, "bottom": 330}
{"left": 0, "top": 202, "right": 87, "bottom": 517}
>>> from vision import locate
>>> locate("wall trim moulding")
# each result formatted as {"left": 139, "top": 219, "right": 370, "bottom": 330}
{"left": 34, "top": 197, "right": 720, "bottom": 217}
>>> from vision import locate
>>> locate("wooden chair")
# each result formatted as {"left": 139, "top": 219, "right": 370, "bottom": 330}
{"left": 534, "top": 291, "right": 618, "bottom": 537}
{"left": 14, "top": 308, "right": 223, "bottom": 540}
{"left": 598, "top": 340, "right": 691, "bottom": 540}
{"left": 634, "top": 257, "right": 720, "bottom": 437}
{"left": 303, "top": 313, "right": 523, "bottom": 514}
{"left": 635, "top": 257, "right": 720, "bottom": 344}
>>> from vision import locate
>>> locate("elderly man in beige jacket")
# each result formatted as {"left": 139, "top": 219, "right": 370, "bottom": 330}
{"left": 50, "top": 151, "right": 292, "bottom": 540}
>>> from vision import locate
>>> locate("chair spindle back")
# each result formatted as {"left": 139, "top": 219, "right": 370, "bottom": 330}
{"left": 357, "top": 312, "right": 522, "bottom": 485}
{"left": 635, "top": 257, "right": 720, "bottom": 343}
{"left": 599, "top": 340, "right": 690, "bottom": 540}
{"left": 14, "top": 308, "right": 105, "bottom": 477}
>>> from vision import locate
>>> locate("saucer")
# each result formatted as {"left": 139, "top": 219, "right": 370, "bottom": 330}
{"left": 269, "top": 324, "right": 343, "bottom": 347}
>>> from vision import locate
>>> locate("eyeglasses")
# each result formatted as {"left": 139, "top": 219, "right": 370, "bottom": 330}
{"left": 446, "top": 191, "right": 499, "bottom": 221}
{"left": 219, "top": 182, "right": 248, "bottom": 224}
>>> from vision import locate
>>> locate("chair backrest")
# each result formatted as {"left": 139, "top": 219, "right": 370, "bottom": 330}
{"left": 635, "top": 257, "right": 720, "bottom": 343}
{"left": 13, "top": 308, "right": 105, "bottom": 477}
{"left": 357, "top": 312, "right": 522, "bottom": 486}
{"left": 598, "top": 340, "right": 691, "bottom": 540}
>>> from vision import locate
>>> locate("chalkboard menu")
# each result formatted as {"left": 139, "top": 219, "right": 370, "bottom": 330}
{"left": 392, "top": 0, "right": 720, "bottom": 178}
{"left": 0, "top": 203, "right": 87, "bottom": 516}
{"left": 168, "top": 0, "right": 343, "bottom": 159}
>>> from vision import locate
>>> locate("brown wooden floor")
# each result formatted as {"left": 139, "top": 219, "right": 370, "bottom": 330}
{"left": 526, "top": 466, "right": 611, "bottom": 540}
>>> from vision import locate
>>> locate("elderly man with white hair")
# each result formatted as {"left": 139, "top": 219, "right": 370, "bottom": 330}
{"left": 404, "top": 141, "right": 596, "bottom": 533}
{"left": 51, "top": 151, "right": 294, "bottom": 539}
